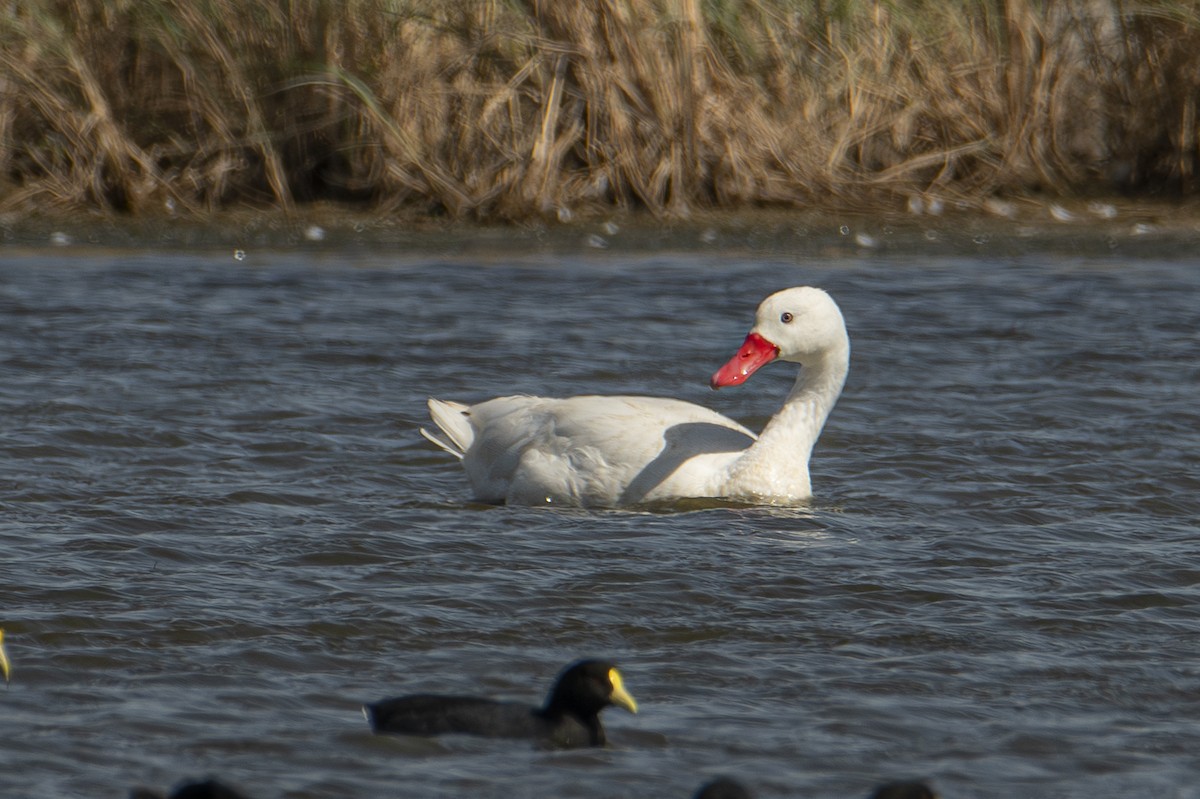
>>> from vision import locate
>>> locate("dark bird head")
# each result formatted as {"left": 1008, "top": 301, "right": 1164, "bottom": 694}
{"left": 128, "top": 779, "right": 251, "bottom": 799}
{"left": 869, "top": 781, "right": 938, "bottom": 799}
{"left": 694, "top": 776, "right": 755, "bottom": 799}
{"left": 543, "top": 659, "right": 639, "bottom": 719}
{"left": 0, "top": 628, "right": 10, "bottom": 686}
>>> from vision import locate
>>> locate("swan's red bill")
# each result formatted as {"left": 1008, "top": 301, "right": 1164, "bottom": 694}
{"left": 710, "top": 332, "right": 780, "bottom": 389}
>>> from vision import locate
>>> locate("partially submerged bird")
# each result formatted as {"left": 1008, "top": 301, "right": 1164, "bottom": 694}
{"left": 128, "top": 778, "right": 251, "bottom": 799}
{"left": 693, "top": 776, "right": 755, "bottom": 799}
{"left": 1, "top": 628, "right": 10, "bottom": 686}
{"left": 422, "top": 286, "right": 850, "bottom": 507}
{"left": 692, "top": 776, "right": 934, "bottom": 799}
{"left": 869, "top": 781, "right": 938, "bottom": 799}
{"left": 364, "top": 658, "right": 637, "bottom": 748}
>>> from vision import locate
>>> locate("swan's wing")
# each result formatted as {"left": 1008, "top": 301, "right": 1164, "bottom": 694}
{"left": 462, "top": 395, "right": 755, "bottom": 506}
{"left": 547, "top": 395, "right": 753, "bottom": 449}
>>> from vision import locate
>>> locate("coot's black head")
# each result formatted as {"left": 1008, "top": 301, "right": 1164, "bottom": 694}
{"left": 129, "top": 779, "right": 252, "bottom": 799}
{"left": 0, "top": 628, "right": 10, "bottom": 686}
{"left": 543, "top": 659, "right": 638, "bottom": 719}
{"left": 694, "top": 776, "right": 755, "bottom": 799}
{"left": 869, "top": 781, "right": 937, "bottom": 799}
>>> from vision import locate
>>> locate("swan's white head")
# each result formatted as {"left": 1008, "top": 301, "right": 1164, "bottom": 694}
{"left": 710, "top": 287, "right": 847, "bottom": 389}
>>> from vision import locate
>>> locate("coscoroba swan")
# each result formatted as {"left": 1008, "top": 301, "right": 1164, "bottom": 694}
{"left": 421, "top": 286, "right": 849, "bottom": 507}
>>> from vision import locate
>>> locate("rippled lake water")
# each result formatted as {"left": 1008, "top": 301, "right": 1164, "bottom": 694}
{"left": 2, "top": 223, "right": 1199, "bottom": 798}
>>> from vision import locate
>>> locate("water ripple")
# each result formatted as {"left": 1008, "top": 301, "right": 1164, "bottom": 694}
{"left": 1, "top": 250, "right": 1198, "bottom": 797}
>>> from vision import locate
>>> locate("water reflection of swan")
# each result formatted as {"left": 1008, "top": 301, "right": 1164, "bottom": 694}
{"left": 422, "top": 286, "right": 849, "bottom": 508}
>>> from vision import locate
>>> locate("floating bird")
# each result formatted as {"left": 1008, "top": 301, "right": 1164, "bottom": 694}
{"left": 364, "top": 659, "right": 637, "bottom": 748}
{"left": 692, "top": 776, "right": 934, "bottom": 799}
{"left": 869, "top": 780, "right": 938, "bottom": 799}
{"left": 693, "top": 776, "right": 755, "bottom": 798}
{"left": 128, "top": 778, "right": 251, "bottom": 799}
{"left": 422, "top": 286, "right": 849, "bottom": 507}
{"left": 1, "top": 628, "right": 10, "bottom": 686}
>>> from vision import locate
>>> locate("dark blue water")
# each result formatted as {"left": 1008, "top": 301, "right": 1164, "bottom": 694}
{"left": 2, "top": 234, "right": 1198, "bottom": 798}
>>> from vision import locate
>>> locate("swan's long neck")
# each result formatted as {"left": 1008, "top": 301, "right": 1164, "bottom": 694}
{"left": 728, "top": 339, "right": 849, "bottom": 500}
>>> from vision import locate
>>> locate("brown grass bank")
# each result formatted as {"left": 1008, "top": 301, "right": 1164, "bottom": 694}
{"left": 2, "top": 1, "right": 1199, "bottom": 222}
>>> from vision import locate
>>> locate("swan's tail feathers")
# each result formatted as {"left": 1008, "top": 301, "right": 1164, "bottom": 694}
{"left": 422, "top": 398, "right": 473, "bottom": 459}
{"left": 420, "top": 427, "right": 463, "bottom": 458}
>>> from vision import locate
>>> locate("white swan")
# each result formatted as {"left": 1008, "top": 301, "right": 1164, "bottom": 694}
{"left": 422, "top": 286, "right": 849, "bottom": 507}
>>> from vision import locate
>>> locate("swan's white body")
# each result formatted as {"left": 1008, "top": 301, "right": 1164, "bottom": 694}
{"left": 422, "top": 287, "right": 850, "bottom": 508}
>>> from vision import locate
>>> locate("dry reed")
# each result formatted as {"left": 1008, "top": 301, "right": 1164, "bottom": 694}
{"left": 1, "top": 0, "right": 1199, "bottom": 220}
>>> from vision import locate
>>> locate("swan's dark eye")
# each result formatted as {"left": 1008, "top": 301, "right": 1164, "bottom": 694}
{"left": 780, "top": 312, "right": 794, "bottom": 323}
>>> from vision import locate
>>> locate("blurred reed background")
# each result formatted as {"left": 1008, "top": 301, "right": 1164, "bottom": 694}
{"left": 1, "top": 0, "right": 1198, "bottom": 220}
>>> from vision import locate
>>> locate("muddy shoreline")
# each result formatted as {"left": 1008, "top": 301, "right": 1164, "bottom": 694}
{"left": 4, "top": 199, "right": 1199, "bottom": 261}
